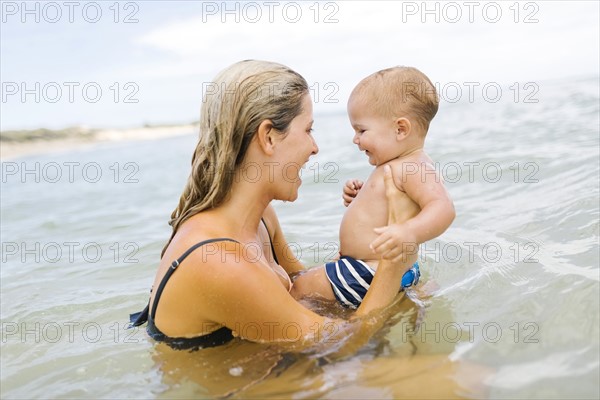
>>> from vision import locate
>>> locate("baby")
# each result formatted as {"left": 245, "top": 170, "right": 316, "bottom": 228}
{"left": 291, "top": 66, "right": 455, "bottom": 308}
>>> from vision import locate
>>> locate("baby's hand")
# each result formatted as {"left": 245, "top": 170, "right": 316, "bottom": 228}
{"left": 342, "top": 179, "right": 363, "bottom": 207}
{"left": 370, "top": 223, "right": 418, "bottom": 263}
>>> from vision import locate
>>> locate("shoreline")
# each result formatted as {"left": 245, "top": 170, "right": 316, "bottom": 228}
{"left": 0, "top": 124, "right": 197, "bottom": 161}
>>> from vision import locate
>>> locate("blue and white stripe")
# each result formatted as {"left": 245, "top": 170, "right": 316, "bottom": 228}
{"left": 325, "top": 256, "right": 420, "bottom": 309}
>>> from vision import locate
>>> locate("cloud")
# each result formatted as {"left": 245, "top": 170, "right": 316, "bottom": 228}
{"left": 132, "top": 1, "right": 598, "bottom": 85}
{"left": 2, "top": 1, "right": 598, "bottom": 129}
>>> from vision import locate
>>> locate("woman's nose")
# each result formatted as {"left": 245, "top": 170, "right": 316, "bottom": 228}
{"left": 311, "top": 136, "right": 319, "bottom": 155}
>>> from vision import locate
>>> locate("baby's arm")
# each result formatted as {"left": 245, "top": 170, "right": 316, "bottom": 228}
{"left": 371, "top": 162, "right": 455, "bottom": 262}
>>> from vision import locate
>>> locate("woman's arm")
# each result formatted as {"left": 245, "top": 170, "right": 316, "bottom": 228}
{"left": 370, "top": 161, "right": 454, "bottom": 261}
{"left": 194, "top": 242, "right": 406, "bottom": 348}
{"left": 356, "top": 165, "right": 416, "bottom": 314}
{"left": 195, "top": 166, "right": 408, "bottom": 348}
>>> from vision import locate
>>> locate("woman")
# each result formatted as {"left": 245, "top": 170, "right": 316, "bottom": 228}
{"left": 130, "top": 60, "right": 417, "bottom": 350}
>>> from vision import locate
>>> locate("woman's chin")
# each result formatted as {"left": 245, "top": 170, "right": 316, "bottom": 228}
{"left": 276, "top": 194, "right": 297, "bottom": 203}
{"left": 286, "top": 185, "right": 301, "bottom": 202}
{"left": 287, "top": 188, "right": 299, "bottom": 202}
{"left": 274, "top": 179, "right": 302, "bottom": 202}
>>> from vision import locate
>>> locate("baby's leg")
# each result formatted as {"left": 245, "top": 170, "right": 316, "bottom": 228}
{"left": 290, "top": 266, "right": 336, "bottom": 301}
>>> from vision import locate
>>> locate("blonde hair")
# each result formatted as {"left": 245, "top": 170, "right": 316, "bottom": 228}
{"left": 351, "top": 66, "right": 439, "bottom": 133}
{"left": 162, "top": 60, "right": 308, "bottom": 256}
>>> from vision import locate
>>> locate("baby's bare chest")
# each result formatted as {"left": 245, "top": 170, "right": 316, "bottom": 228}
{"left": 341, "top": 175, "right": 388, "bottom": 231}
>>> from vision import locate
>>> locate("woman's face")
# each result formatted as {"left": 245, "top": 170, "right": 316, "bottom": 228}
{"left": 274, "top": 93, "right": 319, "bottom": 202}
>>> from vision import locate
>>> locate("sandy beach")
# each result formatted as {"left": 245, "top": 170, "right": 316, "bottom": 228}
{"left": 0, "top": 124, "right": 197, "bottom": 161}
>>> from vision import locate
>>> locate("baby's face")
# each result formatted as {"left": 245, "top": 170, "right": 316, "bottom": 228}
{"left": 347, "top": 95, "right": 402, "bottom": 166}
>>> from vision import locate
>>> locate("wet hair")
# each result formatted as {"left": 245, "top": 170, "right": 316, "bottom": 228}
{"left": 162, "top": 60, "right": 308, "bottom": 256}
{"left": 350, "top": 66, "right": 439, "bottom": 133}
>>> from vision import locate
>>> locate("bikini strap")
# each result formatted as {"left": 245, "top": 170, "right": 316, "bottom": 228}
{"left": 261, "top": 218, "right": 279, "bottom": 265}
{"left": 149, "top": 238, "right": 239, "bottom": 321}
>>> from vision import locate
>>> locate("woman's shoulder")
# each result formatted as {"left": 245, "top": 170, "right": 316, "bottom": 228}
{"left": 163, "top": 233, "right": 249, "bottom": 289}
{"left": 163, "top": 213, "right": 236, "bottom": 261}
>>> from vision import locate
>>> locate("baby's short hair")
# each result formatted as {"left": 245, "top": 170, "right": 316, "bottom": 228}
{"left": 351, "top": 66, "right": 439, "bottom": 133}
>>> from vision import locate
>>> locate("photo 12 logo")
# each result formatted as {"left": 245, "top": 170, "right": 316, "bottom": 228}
{"left": 1, "top": 82, "right": 140, "bottom": 104}
{"left": 1, "top": 161, "right": 140, "bottom": 184}
{"left": 400, "top": 1, "right": 540, "bottom": 24}
{"left": 1, "top": 241, "right": 140, "bottom": 264}
{"left": 434, "top": 81, "right": 539, "bottom": 104}
{"left": 198, "top": 1, "right": 340, "bottom": 23}
{"left": 1, "top": 321, "right": 143, "bottom": 344}
{"left": 1, "top": 1, "right": 140, "bottom": 24}
{"left": 201, "top": 81, "right": 339, "bottom": 104}
{"left": 402, "top": 321, "right": 540, "bottom": 344}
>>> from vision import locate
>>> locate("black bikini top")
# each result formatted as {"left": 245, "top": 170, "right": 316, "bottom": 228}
{"left": 129, "top": 221, "right": 280, "bottom": 350}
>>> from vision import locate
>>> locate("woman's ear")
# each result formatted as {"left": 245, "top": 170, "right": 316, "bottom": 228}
{"left": 395, "top": 117, "right": 411, "bottom": 140}
{"left": 256, "top": 119, "right": 275, "bottom": 155}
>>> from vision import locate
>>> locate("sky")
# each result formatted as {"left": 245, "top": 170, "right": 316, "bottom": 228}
{"left": 1, "top": 0, "right": 599, "bottom": 130}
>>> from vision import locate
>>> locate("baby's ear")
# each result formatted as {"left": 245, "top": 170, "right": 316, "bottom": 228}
{"left": 395, "top": 117, "right": 411, "bottom": 140}
{"left": 256, "top": 119, "right": 275, "bottom": 155}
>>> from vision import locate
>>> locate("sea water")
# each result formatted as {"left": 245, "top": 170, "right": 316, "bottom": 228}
{"left": 1, "top": 76, "right": 598, "bottom": 398}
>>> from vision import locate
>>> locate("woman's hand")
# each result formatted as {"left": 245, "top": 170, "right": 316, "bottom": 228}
{"left": 356, "top": 165, "right": 417, "bottom": 315}
{"left": 342, "top": 179, "right": 363, "bottom": 207}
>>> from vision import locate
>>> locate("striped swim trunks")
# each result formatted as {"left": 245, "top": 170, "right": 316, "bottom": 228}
{"left": 325, "top": 256, "right": 420, "bottom": 308}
